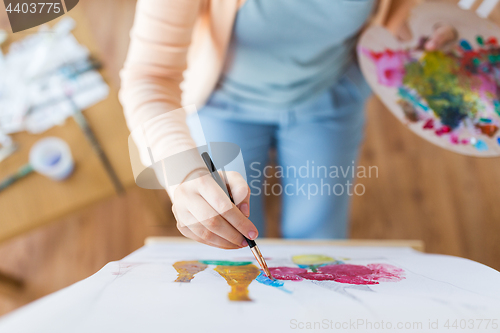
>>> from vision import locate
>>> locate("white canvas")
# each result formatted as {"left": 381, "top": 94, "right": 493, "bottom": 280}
{"left": 0, "top": 242, "right": 499, "bottom": 333}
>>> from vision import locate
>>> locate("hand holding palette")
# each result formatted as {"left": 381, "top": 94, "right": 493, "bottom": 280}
{"left": 358, "top": 2, "right": 500, "bottom": 156}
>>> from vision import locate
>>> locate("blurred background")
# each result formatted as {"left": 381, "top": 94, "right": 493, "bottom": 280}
{"left": 0, "top": 0, "right": 499, "bottom": 317}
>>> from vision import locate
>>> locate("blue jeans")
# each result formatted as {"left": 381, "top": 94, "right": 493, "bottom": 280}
{"left": 188, "top": 64, "right": 371, "bottom": 239}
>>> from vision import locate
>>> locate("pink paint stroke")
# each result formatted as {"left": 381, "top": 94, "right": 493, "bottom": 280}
{"left": 271, "top": 263, "right": 405, "bottom": 285}
{"left": 268, "top": 267, "right": 307, "bottom": 281}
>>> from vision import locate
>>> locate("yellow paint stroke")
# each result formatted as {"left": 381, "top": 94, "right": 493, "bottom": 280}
{"left": 214, "top": 264, "right": 260, "bottom": 301}
{"left": 173, "top": 261, "right": 208, "bottom": 283}
{"left": 292, "top": 254, "right": 334, "bottom": 266}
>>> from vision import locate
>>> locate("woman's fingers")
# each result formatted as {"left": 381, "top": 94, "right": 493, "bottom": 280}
{"left": 173, "top": 170, "right": 257, "bottom": 249}
{"left": 187, "top": 194, "right": 247, "bottom": 247}
{"left": 174, "top": 205, "right": 241, "bottom": 249}
{"left": 189, "top": 223, "right": 242, "bottom": 249}
{"left": 198, "top": 174, "right": 258, "bottom": 240}
{"left": 425, "top": 24, "right": 458, "bottom": 51}
{"left": 181, "top": 226, "right": 241, "bottom": 250}
{"left": 219, "top": 206, "right": 258, "bottom": 241}
{"left": 225, "top": 171, "right": 251, "bottom": 217}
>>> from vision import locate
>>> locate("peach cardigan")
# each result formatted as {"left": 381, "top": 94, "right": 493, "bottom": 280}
{"left": 119, "top": 0, "right": 417, "bottom": 193}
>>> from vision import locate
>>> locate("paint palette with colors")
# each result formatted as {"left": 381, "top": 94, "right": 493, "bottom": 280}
{"left": 358, "top": 2, "right": 500, "bottom": 156}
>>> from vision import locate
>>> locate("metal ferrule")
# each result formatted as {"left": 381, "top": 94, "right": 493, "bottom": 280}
{"left": 251, "top": 245, "right": 272, "bottom": 278}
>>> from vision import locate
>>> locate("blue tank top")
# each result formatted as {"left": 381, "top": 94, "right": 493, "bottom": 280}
{"left": 216, "top": 0, "right": 375, "bottom": 107}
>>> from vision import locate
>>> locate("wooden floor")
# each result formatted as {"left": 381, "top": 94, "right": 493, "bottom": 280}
{"left": 1, "top": 0, "right": 500, "bottom": 317}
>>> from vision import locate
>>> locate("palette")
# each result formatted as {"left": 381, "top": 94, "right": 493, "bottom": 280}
{"left": 358, "top": 2, "right": 500, "bottom": 156}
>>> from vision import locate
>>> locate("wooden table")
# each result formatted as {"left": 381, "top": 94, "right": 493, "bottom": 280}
{"left": 0, "top": 9, "right": 135, "bottom": 244}
{"left": 145, "top": 237, "right": 426, "bottom": 252}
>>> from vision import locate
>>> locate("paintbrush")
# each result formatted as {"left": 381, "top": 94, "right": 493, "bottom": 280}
{"left": 66, "top": 94, "right": 124, "bottom": 194}
{"left": 201, "top": 152, "right": 272, "bottom": 278}
{"left": 0, "top": 163, "right": 34, "bottom": 193}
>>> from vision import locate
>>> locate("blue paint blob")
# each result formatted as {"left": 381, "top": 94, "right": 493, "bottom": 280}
{"left": 495, "top": 100, "right": 500, "bottom": 117}
{"left": 398, "top": 87, "right": 430, "bottom": 112}
{"left": 497, "top": 137, "right": 500, "bottom": 146}
{"left": 460, "top": 39, "right": 473, "bottom": 51}
{"left": 474, "top": 139, "right": 489, "bottom": 151}
{"left": 255, "top": 272, "right": 292, "bottom": 294}
{"left": 256, "top": 273, "right": 284, "bottom": 287}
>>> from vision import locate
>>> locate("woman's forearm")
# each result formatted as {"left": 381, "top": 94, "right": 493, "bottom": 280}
{"left": 373, "top": 0, "right": 423, "bottom": 34}
{"left": 119, "top": 0, "right": 203, "bottom": 197}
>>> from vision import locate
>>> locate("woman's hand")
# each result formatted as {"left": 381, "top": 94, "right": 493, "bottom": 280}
{"left": 172, "top": 169, "right": 257, "bottom": 249}
{"left": 424, "top": 24, "right": 458, "bottom": 51}
{"left": 395, "top": 20, "right": 458, "bottom": 51}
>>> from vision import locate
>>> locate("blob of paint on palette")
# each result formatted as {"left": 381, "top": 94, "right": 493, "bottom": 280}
{"left": 357, "top": 2, "right": 500, "bottom": 157}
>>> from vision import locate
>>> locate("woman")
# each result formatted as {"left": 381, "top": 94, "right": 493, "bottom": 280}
{"left": 120, "top": 0, "right": 457, "bottom": 249}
